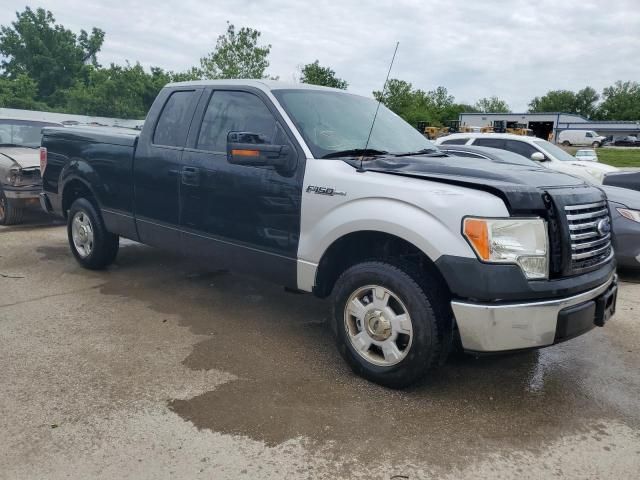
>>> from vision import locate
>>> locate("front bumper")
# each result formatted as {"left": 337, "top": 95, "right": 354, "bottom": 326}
{"left": 452, "top": 274, "right": 617, "bottom": 352}
{"left": 2, "top": 185, "right": 41, "bottom": 200}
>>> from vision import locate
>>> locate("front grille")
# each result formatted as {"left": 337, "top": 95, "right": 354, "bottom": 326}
{"left": 564, "top": 201, "right": 612, "bottom": 271}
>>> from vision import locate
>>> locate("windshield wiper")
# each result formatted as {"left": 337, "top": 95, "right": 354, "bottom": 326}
{"left": 321, "top": 148, "right": 389, "bottom": 159}
{"left": 393, "top": 148, "right": 446, "bottom": 157}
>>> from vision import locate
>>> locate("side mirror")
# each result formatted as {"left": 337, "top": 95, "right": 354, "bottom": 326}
{"left": 531, "top": 152, "right": 547, "bottom": 162}
{"left": 227, "top": 131, "right": 296, "bottom": 174}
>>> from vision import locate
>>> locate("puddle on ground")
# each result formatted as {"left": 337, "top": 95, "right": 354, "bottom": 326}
{"left": 92, "top": 243, "right": 640, "bottom": 466}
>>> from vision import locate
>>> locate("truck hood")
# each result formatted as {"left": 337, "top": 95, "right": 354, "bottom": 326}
{"left": 348, "top": 154, "right": 598, "bottom": 213}
{"left": 0, "top": 147, "right": 40, "bottom": 169}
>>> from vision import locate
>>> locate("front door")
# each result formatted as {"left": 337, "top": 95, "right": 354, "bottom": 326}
{"left": 180, "top": 88, "right": 305, "bottom": 285}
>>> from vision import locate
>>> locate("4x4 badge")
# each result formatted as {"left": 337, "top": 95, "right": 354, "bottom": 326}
{"left": 306, "top": 185, "right": 347, "bottom": 196}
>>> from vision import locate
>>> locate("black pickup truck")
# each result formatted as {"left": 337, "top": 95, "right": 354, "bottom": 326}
{"left": 40, "top": 80, "right": 617, "bottom": 388}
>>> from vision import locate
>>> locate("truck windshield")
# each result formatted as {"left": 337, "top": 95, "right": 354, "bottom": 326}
{"left": 533, "top": 139, "right": 578, "bottom": 162}
{"left": 272, "top": 89, "right": 437, "bottom": 159}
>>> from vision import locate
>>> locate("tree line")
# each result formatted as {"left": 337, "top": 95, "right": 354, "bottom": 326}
{"left": 1, "top": 7, "right": 639, "bottom": 123}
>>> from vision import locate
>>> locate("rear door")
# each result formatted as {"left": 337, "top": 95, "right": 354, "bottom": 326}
{"left": 133, "top": 88, "right": 202, "bottom": 249}
{"left": 179, "top": 87, "right": 305, "bottom": 286}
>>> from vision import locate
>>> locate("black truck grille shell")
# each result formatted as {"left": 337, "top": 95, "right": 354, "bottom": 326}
{"left": 564, "top": 200, "right": 612, "bottom": 272}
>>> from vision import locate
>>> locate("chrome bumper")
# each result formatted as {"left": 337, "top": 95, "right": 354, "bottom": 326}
{"left": 3, "top": 186, "right": 41, "bottom": 199}
{"left": 451, "top": 274, "right": 617, "bottom": 352}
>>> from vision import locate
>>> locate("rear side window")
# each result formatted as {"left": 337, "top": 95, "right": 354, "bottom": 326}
{"left": 440, "top": 138, "right": 468, "bottom": 145}
{"left": 503, "top": 139, "right": 539, "bottom": 159}
{"left": 153, "top": 90, "right": 196, "bottom": 147}
{"left": 474, "top": 138, "right": 505, "bottom": 148}
{"left": 197, "top": 91, "right": 279, "bottom": 152}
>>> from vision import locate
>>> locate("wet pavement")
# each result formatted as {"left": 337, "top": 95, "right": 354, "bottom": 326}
{"left": 1, "top": 221, "right": 639, "bottom": 479}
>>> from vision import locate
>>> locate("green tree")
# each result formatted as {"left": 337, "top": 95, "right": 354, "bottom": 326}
{"left": 528, "top": 87, "right": 599, "bottom": 118}
{"left": 0, "top": 73, "right": 48, "bottom": 110}
{"left": 373, "top": 80, "right": 473, "bottom": 127}
{"left": 596, "top": 81, "right": 640, "bottom": 120}
{"left": 200, "top": 22, "right": 271, "bottom": 79}
{"left": 299, "top": 60, "right": 347, "bottom": 89}
{"left": 574, "top": 87, "right": 599, "bottom": 118}
{"left": 0, "top": 7, "right": 104, "bottom": 105}
{"left": 474, "top": 96, "right": 510, "bottom": 113}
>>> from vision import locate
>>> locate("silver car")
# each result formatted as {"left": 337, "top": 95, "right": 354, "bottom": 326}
{"left": 575, "top": 149, "right": 599, "bottom": 162}
{"left": 0, "top": 118, "right": 61, "bottom": 225}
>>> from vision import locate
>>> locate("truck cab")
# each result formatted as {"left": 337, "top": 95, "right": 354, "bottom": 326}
{"left": 41, "top": 81, "right": 618, "bottom": 388}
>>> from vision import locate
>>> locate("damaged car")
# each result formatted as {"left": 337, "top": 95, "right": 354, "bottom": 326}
{"left": 0, "top": 118, "right": 62, "bottom": 225}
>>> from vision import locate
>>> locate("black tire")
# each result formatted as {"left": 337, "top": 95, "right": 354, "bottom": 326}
{"left": 67, "top": 198, "right": 119, "bottom": 270}
{"left": 592, "top": 141, "right": 601, "bottom": 148}
{"left": 562, "top": 141, "right": 571, "bottom": 146}
{"left": 0, "top": 188, "right": 25, "bottom": 225}
{"left": 332, "top": 261, "right": 449, "bottom": 388}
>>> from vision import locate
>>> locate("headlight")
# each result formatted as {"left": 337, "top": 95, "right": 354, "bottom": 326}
{"left": 585, "top": 168, "right": 605, "bottom": 182}
{"left": 617, "top": 208, "right": 640, "bottom": 223}
{"left": 7, "top": 167, "right": 21, "bottom": 186}
{"left": 463, "top": 217, "right": 549, "bottom": 279}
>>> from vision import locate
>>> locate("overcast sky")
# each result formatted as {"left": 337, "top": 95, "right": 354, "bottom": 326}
{"left": 2, "top": 0, "right": 639, "bottom": 111}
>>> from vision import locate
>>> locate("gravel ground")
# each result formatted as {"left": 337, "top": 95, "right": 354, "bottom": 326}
{"left": 1, "top": 215, "right": 639, "bottom": 479}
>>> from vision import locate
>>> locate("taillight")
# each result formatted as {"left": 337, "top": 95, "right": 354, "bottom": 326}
{"left": 40, "top": 147, "right": 47, "bottom": 175}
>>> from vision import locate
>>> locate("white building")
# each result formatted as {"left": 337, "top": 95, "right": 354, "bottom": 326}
{"left": 458, "top": 112, "right": 640, "bottom": 142}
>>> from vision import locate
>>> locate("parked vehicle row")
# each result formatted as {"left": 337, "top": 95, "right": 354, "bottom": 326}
{"left": 604, "top": 135, "right": 640, "bottom": 147}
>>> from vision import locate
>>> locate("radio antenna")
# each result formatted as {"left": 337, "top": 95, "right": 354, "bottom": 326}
{"left": 359, "top": 41, "right": 399, "bottom": 171}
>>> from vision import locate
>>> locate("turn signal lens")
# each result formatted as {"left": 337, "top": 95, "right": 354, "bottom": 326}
{"left": 463, "top": 218, "right": 490, "bottom": 260}
{"left": 617, "top": 208, "right": 640, "bottom": 224}
{"left": 231, "top": 149, "right": 259, "bottom": 157}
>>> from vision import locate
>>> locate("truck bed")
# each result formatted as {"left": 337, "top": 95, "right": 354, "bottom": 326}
{"left": 43, "top": 126, "right": 140, "bottom": 147}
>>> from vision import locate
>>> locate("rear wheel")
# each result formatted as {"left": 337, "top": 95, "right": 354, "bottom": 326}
{"left": 562, "top": 140, "right": 571, "bottom": 146}
{"left": 67, "top": 198, "right": 119, "bottom": 269}
{"left": 332, "top": 261, "right": 448, "bottom": 388}
{"left": 0, "top": 189, "right": 24, "bottom": 225}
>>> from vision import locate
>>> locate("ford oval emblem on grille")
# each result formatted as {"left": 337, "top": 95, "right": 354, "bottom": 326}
{"left": 597, "top": 218, "right": 611, "bottom": 236}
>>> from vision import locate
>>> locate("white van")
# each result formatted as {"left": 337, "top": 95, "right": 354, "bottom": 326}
{"left": 558, "top": 130, "right": 606, "bottom": 147}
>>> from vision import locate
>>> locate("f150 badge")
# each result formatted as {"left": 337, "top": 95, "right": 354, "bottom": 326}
{"left": 306, "top": 185, "right": 347, "bottom": 196}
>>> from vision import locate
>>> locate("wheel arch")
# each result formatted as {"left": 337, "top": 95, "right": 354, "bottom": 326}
{"left": 61, "top": 177, "right": 99, "bottom": 218}
{"left": 311, "top": 230, "right": 452, "bottom": 300}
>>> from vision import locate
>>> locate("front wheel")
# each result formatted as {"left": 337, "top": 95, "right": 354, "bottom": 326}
{"left": 67, "top": 198, "right": 119, "bottom": 269}
{"left": 332, "top": 261, "right": 448, "bottom": 388}
{"left": 0, "top": 189, "right": 24, "bottom": 225}
{"left": 592, "top": 141, "right": 601, "bottom": 148}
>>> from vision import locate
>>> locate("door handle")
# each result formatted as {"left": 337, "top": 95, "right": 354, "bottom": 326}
{"left": 181, "top": 166, "right": 200, "bottom": 185}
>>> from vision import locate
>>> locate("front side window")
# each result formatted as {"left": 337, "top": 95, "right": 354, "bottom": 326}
{"left": 586, "top": 132, "right": 593, "bottom": 138}
{"left": 503, "top": 139, "right": 539, "bottom": 160}
{"left": 153, "top": 90, "right": 196, "bottom": 147}
{"left": 272, "top": 89, "right": 437, "bottom": 158}
{"left": 197, "top": 91, "right": 280, "bottom": 152}
{"left": 533, "top": 140, "right": 577, "bottom": 161}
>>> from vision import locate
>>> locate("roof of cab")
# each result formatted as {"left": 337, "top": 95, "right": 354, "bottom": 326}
{"left": 165, "top": 79, "right": 346, "bottom": 93}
